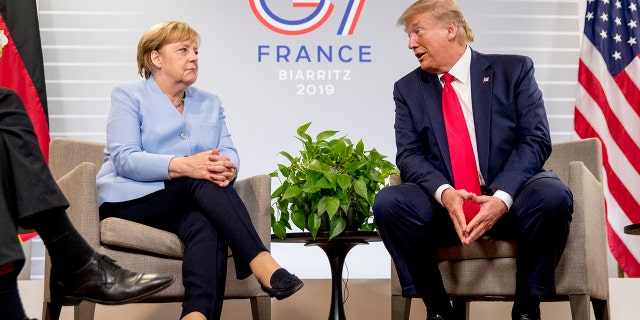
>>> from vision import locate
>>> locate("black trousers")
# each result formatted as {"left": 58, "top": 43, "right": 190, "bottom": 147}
{"left": 0, "top": 87, "right": 68, "bottom": 270}
{"left": 373, "top": 171, "right": 573, "bottom": 303}
{"left": 100, "top": 177, "right": 268, "bottom": 320}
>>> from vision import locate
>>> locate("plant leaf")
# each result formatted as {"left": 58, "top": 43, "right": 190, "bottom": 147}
{"left": 296, "top": 122, "right": 312, "bottom": 143}
{"left": 355, "top": 139, "right": 365, "bottom": 154}
{"left": 271, "top": 182, "right": 287, "bottom": 199}
{"left": 353, "top": 179, "right": 368, "bottom": 199}
{"left": 291, "top": 210, "right": 307, "bottom": 231}
{"left": 328, "top": 215, "right": 346, "bottom": 240}
{"left": 336, "top": 174, "right": 351, "bottom": 191}
{"left": 308, "top": 214, "right": 321, "bottom": 239}
{"left": 318, "top": 196, "right": 340, "bottom": 218}
{"left": 282, "top": 185, "right": 302, "bottom": 200}
{"left": 308, "top": 159, "right": 330, "bottom": 172}
{"left": 279, "top": 151, "right": 295, "bottom": 163}
{"left": 273, "top": 222, "right": 287, "bottom": 239}
{"left": 317, "top": 130, "right": 339, "bottom": 141}
{"left": 323, "top": 171, "right": 337, "bottom": 187}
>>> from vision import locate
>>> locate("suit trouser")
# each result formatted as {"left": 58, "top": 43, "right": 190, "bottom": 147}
{"left": 99, "top": 178, "right": 268, "bottom": 320}
{"left": 0, "top": 87, "right": 68, "bottom": 269}
{"left": 373, "top": 171, "right": 573, "bottom": 304}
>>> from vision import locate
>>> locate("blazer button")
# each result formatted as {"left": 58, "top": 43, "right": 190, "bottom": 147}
{"left": 180, "top": 132, "right": 187, "bottom": 139}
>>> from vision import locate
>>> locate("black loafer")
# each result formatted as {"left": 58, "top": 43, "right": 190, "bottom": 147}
{"left": 426, "top": 315, "right": 446, "bottom": 320}
{"left": 517, "top": 314, "right": 540, "bottom": 320}
{"left": 51, "top": 253, "right": 174, "bottom": 305}
{"left": 260, "top": 268, "right": 304, "bottom": 300}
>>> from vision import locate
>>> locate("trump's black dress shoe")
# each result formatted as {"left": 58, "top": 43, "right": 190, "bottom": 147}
{"left": 51, "top": 253, "right": 174, "bottom": 305}
{"left": 260, "top": 268, "right": 304, "bottom": 300}
{"left": 426, "top": 315, "right": 446, "bottom": 320}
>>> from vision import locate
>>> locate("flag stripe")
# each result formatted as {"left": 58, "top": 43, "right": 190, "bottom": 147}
{"left": 608, "top": 224, "right": 640, "bottom": 276}
{"left": 604, "top": 172, "right": 640, "bottom": 275}
{"left": 614, "top": 68, "right": 640, "bottom": 117}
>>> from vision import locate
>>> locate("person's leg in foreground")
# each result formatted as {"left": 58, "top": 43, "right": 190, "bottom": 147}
{"left": 0, "top": 87, "right": 174, "bottom": 320}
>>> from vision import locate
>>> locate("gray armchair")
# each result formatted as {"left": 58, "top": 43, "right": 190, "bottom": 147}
{"left": 390, "top": 138, "right": 610, "bottom": 320}
{"left": 43, "top": 138, "right": 272, "bottom": 320}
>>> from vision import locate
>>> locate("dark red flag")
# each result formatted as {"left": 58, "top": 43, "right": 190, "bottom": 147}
{"left": 0, "top": 0, "right": 49, "bottom": 158}
{"left": 0, "top": 0, "right": 48, "bottom": 243}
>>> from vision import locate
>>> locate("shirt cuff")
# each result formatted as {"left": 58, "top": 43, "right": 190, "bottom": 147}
{"left": 492, "top": 190, "right": 513, "bottom": 210}
{"left": 435, "top": 184, "right": 453, "bottom": 206}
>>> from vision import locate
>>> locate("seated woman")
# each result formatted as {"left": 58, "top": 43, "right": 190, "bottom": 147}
{"left": 97, "top": 21, "right": 303, "bottom": 320}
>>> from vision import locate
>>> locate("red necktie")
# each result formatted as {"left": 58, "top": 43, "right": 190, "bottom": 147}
{"left": 441, "top": 72, "right": 481, "bottom": 221}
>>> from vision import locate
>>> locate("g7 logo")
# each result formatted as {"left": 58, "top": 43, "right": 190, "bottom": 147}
{"left": 249, "top": 0, "right": 365, "bottom": 36}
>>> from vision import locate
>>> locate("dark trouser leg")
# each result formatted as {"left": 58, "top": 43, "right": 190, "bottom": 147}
{"left": 21, "top": 209, "right": 95, "bottom": 274}
{"left": 0, "top": 87, "right": 92, "bottom": 274}
{"left": 185, "top": 178, "right": 267, "bottom": 279}
{"left": 0, "top": 274, "right": 27, "bottom": 320}
{"left": 510, "top": 175, "right": 572, "bottom": 298}
{"left": 0, "top": 135, "right": 23, "bottom": 269}
{"left": 490, "top": 174, "right": 573, "bottom": 318}
{"left": 175, "top": 210, "right": 227, "bottom": 320}
{"left": 373, "top": 183, "right": 459, "bottom": 316}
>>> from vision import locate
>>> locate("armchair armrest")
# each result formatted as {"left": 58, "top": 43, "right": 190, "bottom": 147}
{"left": 556, "top": 160, "right": 609, "bottom": 297}
{"left": 55, "top": 162, "right": 101, "bottom": 247}
{"left": 233, "top": 174, "right": 272, "bottom": 250}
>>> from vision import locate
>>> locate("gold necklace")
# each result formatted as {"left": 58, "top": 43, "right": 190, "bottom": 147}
{"left": 164, "top": 91, "right": 185, "bottom": 109}
{"left": 173, "top": 98, "right": 184, "bottom": 108}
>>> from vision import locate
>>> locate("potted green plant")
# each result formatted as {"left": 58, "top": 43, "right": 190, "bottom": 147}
{"left": 270, "top": 122, "right": 398, "bottom": 240}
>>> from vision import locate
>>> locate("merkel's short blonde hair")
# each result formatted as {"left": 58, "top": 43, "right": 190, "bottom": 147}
{"left": 137, "top": 21, "right": 200, "bottom": 79}
{"left": 398, "top": 0, "right": 474, "bottom": 45}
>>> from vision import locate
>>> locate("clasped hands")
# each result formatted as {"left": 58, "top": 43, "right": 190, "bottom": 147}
{"left": 441, "top": 188, "right": 508, "bottom": 246}
{"left": 169, "top": 149, "right": 236, "bottom": 187}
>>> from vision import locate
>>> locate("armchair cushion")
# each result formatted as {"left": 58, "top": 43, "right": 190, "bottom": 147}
{"left": 100, "top": 218, "right": 184, "bottom": 259}
{"left": 436, "top": 237, "right": 517, "bottom": 260}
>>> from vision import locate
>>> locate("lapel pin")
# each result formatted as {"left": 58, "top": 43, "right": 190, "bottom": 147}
{"left": 483, "top": 77, "right": 489, "bottom": 83}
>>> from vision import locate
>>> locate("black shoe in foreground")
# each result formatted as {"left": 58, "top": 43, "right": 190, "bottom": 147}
{"left": 51, "top": 253, "right": 174, "bottom": 305}
{"left": 260, "top": 268, "right": 304, "bottom": 300}
{"left": 426, "top": 315, "right": 447, "bottom": 320}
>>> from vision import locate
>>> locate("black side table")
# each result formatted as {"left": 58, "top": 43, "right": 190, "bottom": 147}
{"left": 272, "top": 231, "right": 381, "bottom": 320}
{"left": 624, "top": 223, "right": 640, "bottom": 235}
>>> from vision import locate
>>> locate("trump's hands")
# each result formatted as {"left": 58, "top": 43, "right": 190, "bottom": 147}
{"left": 442, "top": 188, "right": 508, "bottom": 245}
{"left": 464, "top": 195, "right": 507, "bottom": 244}
{"left": 169, "top": 149, "right": 236, "bottom": 187}
{"left": 441, "top": 188, "right": 475, "bottom": 245}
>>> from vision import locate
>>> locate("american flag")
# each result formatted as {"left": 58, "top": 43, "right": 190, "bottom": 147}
{"left": 574, "top": 0, "right": 640, "bottom": 277}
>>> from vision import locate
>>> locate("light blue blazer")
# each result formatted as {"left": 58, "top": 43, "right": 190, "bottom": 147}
{"left": 96, "top": 76, "right": 239, "bottom": 205}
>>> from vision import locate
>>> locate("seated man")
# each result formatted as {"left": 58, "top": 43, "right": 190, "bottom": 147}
{"left": 373, "top": 1, "right": 573, "bottom": 320}
{"left": 0, "top": 86, "right": 174, "bottom": 320}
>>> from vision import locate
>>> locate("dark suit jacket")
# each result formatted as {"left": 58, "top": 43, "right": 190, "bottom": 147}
{"left": 393, "top": 49, "right": 552, "bottom": 198}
